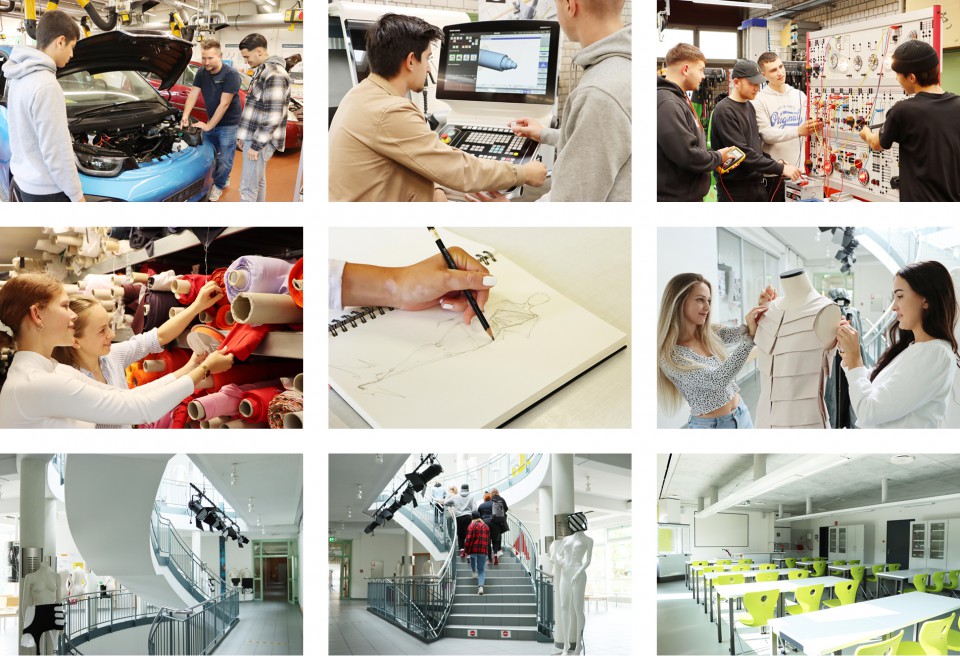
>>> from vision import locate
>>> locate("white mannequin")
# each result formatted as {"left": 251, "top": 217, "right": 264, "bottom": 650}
{"left": 549, "top": 539, "right": 567, "bottom": 653}
{"left": 559, "top": 527, "right": 594, "bottom": 656}
{"left": 775, "top": 269, "right": 839, "bottom": 346}
{"left": 20, "top": 563, "right": 63, "bottom": 655}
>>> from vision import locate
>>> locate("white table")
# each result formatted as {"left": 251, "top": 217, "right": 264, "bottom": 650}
{"left": 769, "top": 592, "right": 960, "bottom": 655}
{"left": 715, "top": 576, "right": 848, "bottom": 655}
{"left": 704, "top": 568, "right": 802, "bottom": 620}
{"left": 691, "top": 563, "right": 762, "bottom": 605}
{"left": 328, "top": 227, "right": 631, "bottom": 428}
{"left": 877, "top": 567, "right": 945, "bottom": 596}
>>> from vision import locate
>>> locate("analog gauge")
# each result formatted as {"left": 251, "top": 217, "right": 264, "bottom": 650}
{"left": 838, "top": 58, "right": 849, "bottom": 74}
{"left": 869, "top": 54, "right": 879, "bottom": 71}
{"left": 854, "top": 55, "right": 863, "bottom": 72}
{"left": 909, "top": 30, "right": 918, "bottom": 40}
{"left": 830, "top": 52, "right": 839, "bottom": 69}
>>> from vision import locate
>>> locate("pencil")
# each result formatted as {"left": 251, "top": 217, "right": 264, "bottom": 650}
{"left": 427, "top": 227, "right": 494, "bottom": 341}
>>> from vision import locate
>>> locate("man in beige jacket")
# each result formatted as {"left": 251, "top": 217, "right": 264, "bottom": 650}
{"left": 329, "top": 13, "right": 547, "bottom": 201}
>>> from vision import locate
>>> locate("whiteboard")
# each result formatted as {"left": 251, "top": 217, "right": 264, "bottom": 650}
{"left": 695, "top": 512, "right": 749, "bottom": 547}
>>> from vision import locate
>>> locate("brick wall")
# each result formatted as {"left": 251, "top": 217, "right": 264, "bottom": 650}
{"left": 344, "top": 0, "right": 632, "bottom": 121}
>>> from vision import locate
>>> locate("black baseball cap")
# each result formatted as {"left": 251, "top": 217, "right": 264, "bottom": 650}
{"left": 731, "top": 59, "right": 766, "bottom": 84}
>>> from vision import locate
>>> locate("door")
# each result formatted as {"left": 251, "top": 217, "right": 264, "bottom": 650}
{"left": 819, "top": 526, "right": 829, "bottom": 558}
{"left": 887, "top": 519, "right": 914, "bottom": 569}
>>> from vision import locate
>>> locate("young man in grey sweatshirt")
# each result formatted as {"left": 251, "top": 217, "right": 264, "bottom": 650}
{"left": 1, "top": 10, "right": 85, "bottom": 202}
{"left": 509, "top": 0, "right": 631, "bottom": 201}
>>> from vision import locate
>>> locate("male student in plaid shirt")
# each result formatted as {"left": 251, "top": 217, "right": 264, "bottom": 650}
{"left": 465, "top": 511, "right": 491, "bottom": 595}
{"left": 236, "top": 33, "right": 291, "bottom": 202}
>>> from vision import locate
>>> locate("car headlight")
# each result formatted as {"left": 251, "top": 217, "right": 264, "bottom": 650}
{"left": 74, "top": 144, "right": 138, "bottom": 178}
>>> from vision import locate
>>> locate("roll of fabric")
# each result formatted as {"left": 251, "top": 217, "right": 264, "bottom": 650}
{"left": 142, "top": 348, "right": 190, "bottom": 375}
{"left": 239, "top": 384, "right": 285, "bottom": 424}
{"left": 80, "top": 274, "right": 115, "bottom": 292}
{"left": 282, "top": 411, "right": 304, "bottom": 429}
{"left": 141, "top": 291, "right": 179, "bottom": 334}
{"left": 189, "top": 380, "right": 279, "bottom": 420}
{"left": 201, "top": 417, "right": 228, "bottom": 429}
{"left": 174, "top": 274, "right": 211, "bottom": 305}
{"left": 288, "top": 258, "right": 303, "bottom": 308}
{"left": 218, "top": 323, "right": 271, "bottom": 361}
{"left": 232, "top": 292, "right": 303, "bottom": 326}
{"left": 293, "top": 373, "right": 303, "bottom": 394}
{"left": 122, "top": 283, "right": 142, "bottom": 312}
{"left": 147, "top": 270, "right": 177, "bottom": 292}
{"left": 211, "top": 267, "right": 229, "bottom": 295}
{"left": 224, "top": 256, "right": 294, "bottom": 303}
{"left": 268, "top": 390, "right": 303, "bottom": 429}
{"left": 214, "top": 305, "right": 235, "bottom": 331}
{"left": 208, "top": 360, "right": 301, "bottom": 393}
{"left": 220, "top": 419, "right": 268, "bottom": 429}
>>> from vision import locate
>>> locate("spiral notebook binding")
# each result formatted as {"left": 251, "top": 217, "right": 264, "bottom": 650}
{"left": 329, "top": 306, "right": 395, "bottom": 336}
{"left": 475, "top": 250, "right": 498, "bottom": 265}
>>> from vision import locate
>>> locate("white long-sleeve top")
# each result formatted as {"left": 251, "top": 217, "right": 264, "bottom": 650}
{"left": 329, "top": 259, "right": 346, "bottom": 311}
{"left": 753, "top": 84, "right": 808, "bottom": 168}
{"left": 0, "top": 350, "right": 195, "bottom": 428}
{"left": 844, "top": 339, "right": 957, "bottom": 428}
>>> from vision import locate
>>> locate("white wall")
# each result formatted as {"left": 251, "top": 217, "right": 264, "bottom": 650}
{"left": 298, "top": 523, "right": 303, "bottom": 609}
{"left": 680, "top": 505, "right": 777, "bottom": 561}
{"left": 349, "top": 530, "right": 406, "bottom": 599}
{"left": 786, "top": 498, "right": 960, "bottom": 567}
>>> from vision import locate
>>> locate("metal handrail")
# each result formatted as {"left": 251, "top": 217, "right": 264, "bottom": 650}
{"left": 505, "top": 513, "right": 553, "bottom": 640}
{"left": 150, "top": 502, "right": 230, "bottom": 601}
{"left": 146, "top": 588, "right": 240, "bottom": 655}
{"left": 58, "top": 589, "right": 161, "bottom": 654}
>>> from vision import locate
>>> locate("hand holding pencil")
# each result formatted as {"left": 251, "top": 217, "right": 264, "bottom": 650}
{"left": 428, "top": 228, "right": 496, "bottom": 340}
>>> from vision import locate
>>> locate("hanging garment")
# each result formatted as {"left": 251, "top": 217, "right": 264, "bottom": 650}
{"left": 753, "top": 295, "right": 837, "bottom": 428}
{"left": 825, "top": 306, "right": 864, "bottom": 429}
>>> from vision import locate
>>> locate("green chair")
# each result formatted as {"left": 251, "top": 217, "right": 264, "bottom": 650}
{"left": 850, "top": 565, "right": 867, "bottom": 600}
{"left": 887, "top": 563, "right": 902, "bottom": 571}
{"left": 787, "top": 570, "right": 809, "bottom": 580}
{"left": 945, "top": 615, "right": 960, "bottom": 652}
{"left": 848, "top": 559, "right": 861, "bottom": 565}
{"left": 832, "top": 560, "right": 848, "bottom": 566}
{"left": 812, "top": 561, "right": 827, "bottom": 577}
{"left": 865, "top": 564, "right": 885, "bottom": 599}
{"left": 738, "top": 559, "right": 754, "bottom": 565}
{"left": 785, "top": 558, "right": 797, "bottom": 568}
{"left": 755, "top": 571, "right": 779, "bottom": 582}
{"left": 943, "top": 569, "right": 960, "bottom": 598}
{"left": 822, "top": 580, "right": 858, "bottom": 608}
{"left": 736, "top": 590, "right": 779, "bottom": 637}
{"left": 759, "top": 564, "right": 776, "bottom": 570}
{"left": 785, "top": 583, "right": 824, "bottom": 615}
{"left": 732, "top": 565, "right": 751, "bottom": 572}
{"left": 903, "top": 573, "right": 929, "bottom": 594}
{"left": 927, "top": 570, "right": 946, "bottom": 594}
{"left": 800, "top": 557, "right": 812, "bottom": 562}
{"left": 716, "top": 559, "right": 732, "bottom": 565}
{"left": 898, "top": 613, "right": 955, "bottom": 655}
{"left": 852, "top": 629, "right": 903, "bottom": 655}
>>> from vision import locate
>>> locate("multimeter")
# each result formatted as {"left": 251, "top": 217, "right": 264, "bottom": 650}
{"left": 716, "top": 147, "right": 746, "bottom": 175}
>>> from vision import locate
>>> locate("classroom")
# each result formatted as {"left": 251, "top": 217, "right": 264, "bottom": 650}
{"left": 658, "top": 454, "right": 960, "bottom": 655}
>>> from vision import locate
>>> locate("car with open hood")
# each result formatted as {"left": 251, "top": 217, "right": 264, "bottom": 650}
{"left": 0, "top": 30, "right": 215, "bottom": 202}
{"left": 145, "top": 61, "right": 303, "bottom": 150}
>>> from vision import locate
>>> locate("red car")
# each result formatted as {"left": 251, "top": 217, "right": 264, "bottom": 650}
{"left": 145, "top": 61, "right": 302, "bottom": 150}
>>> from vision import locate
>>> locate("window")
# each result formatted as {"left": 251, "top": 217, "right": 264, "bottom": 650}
{"left": 656, "top": 28, "right": 695, "bottom": 60}
{"left": 699, "top": 30, "right": 738, "bottom": 61}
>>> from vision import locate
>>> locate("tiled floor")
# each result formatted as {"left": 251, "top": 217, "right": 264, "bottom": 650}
{"left": 213, "top": 600, "right": 303, "bottom": 655}
{"left": 329, "top": 592, "right": 632, "bottom": 655}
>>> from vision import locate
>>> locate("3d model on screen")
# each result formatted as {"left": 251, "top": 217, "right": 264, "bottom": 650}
{"left": 478, "top": 49, "right": 518, "bottom": 71}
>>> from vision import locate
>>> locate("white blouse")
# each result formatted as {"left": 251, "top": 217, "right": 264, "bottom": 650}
{"left": 844, "top": 339, "right": 957, "bottom": 428}
{"left": 0, "top": 350, "right": 194, "bottom": 429}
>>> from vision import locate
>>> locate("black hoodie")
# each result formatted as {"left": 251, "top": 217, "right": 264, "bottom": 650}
{"left": 657, "top": 76, "right": 722, "bottom": 202}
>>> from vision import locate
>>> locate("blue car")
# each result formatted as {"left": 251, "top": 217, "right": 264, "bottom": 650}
{"left": 0, "top": 31, "right": 215, "bottom": 202}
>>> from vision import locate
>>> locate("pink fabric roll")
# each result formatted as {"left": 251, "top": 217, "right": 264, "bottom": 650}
{"left": 195, "top": 380, "right": 280, "bottom": 419}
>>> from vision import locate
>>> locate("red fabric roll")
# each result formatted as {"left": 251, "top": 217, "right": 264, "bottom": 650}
{"left": 211, "top": 267, "right": 229, "bottom": 296}
{"left": 218, "top": 323, "right": 272, "bottom": 361}
{"left": 174, "top": 274, "right": 211, "bottom": 305}
{"left": 288, "top": 258, "right": 303, "bottom": 308}
{"left": 240, "top": 384, "right": 285, "bottom": 424}
{"left": 214, "top": 304, "right": 234, "bottom": 331}
{"left": 171, "top": 393, "right": 200, "bottom": 429}
{"left": 207, "top": 360, "right": 302, "bottom": 393}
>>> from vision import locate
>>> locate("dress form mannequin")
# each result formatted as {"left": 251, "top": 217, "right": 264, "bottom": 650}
{"left": 754, "top": 269, "right": 840, "bottom": 428}
{"left": 20, "top": 563, "right": 63, "bottom": 655}
{"left": 554, "top": 538, "right": 571, "bottom": 654}
{"left": 559, "top": 517, "right": 594, "bottom": 656}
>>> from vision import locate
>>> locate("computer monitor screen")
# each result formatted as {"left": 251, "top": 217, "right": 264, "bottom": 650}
{"left": 344, "top": 19, "right": 375, "bottom": 85}
{"left": 437, "top": 20, "right": 559, "bottom": 104}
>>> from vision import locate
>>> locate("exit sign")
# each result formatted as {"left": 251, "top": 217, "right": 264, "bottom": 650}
{"left": 329, "top": 537, "right": 336, "bottom": 542}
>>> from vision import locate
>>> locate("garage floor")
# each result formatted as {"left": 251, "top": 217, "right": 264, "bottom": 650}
{"left": 216, "top": 148, "right": 302, "bottom": 202}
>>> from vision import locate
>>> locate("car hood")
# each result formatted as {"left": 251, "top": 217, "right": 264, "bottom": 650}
{"left": 57, "top": 30, "right": 192, "bottom": 90}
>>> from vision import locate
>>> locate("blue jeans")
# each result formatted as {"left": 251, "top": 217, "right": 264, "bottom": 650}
{"left": 686, "top": 399, "right": 754, "bottom": 429}
{"left": 206, "top": 124, "right": 238, "bottom": 189}
{"left": 239, "top": 140, "right": 276, "bottom": 202}
{"left": 469, "top": 554, "right": 487, "bottom": 586}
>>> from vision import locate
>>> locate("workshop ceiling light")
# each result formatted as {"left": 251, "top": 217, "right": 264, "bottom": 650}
{"left": 230, "top": 464, "right": 239, "bottom": 487}
{"left": 248, "top": 497, "right": 255, "bottom": 513}
{"left": 347, "top": 506, "right": 352, "bottom": 519}
{"left": 689, "top": 0, "right": 773, "bottom": 9}
{"left": 357, "top": 484, "right": 363, "bottom": 500}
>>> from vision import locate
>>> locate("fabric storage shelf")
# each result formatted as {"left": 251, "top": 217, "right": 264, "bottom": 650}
{"left": 85, "top": 228, "right": 250, "bottom": 274}
{"left": 175, "top": 331, "right": 303, "bottom": 360}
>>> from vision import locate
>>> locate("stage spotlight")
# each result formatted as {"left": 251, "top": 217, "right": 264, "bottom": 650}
{"left": 381, "top": 508, "right": 394, "bottom": 522}
{"left": 387, "top": 500, "right": 402, "bottom": 513}
{"left": 399, "top": 485, "right": 418, "bottom": 507}
{"left": 364, "top": 521, "right": 379, "bottom": 534}
{"left": 188, "top": 499, "right": 203, "bottom": 515}
{"left": 421, "top": 463, "right": 443, "bottom": 483}
{"left": 404, "top": 471, "right": 426, "bottom": 492}
{"left": 240, "top": 535, "right": 249, "bottom": 546}
{"left": 226, "top": 526, "right": 239, "bottom": 540}
{"left": 202, "top": 509, "right": 218, "bottom": 531}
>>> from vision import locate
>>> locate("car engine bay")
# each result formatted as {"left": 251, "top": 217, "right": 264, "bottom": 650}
{"left": 73, "top": 119, "right": 203, "bottom": 163}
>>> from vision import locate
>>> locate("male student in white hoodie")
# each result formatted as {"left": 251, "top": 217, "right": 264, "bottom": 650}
{"left": 507, "top": 0, "right": 631, "bottom": 201}
{"left": 753, "top": 52, "right": 819, "bottom": 202}
{"left": 1, "top": 10, "right": 84, "bottom": 201}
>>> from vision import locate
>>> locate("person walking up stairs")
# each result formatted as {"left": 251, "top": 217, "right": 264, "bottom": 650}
{"left": 465, "top": 511, "right": 490, "bottom": 595}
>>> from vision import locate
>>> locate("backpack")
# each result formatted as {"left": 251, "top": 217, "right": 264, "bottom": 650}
{"left": 492, "top": 498, "right": 506, "bottom": 519}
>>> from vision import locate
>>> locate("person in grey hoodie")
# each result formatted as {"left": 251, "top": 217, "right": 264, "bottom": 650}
{"left": 1, "top": 10, "right": 84, "bottom": 202}
{"left": 444, "top": 483, "right": 478, "bottom": 558}
{"left": 509, "top": 0, "right": 631, "bottom": 201}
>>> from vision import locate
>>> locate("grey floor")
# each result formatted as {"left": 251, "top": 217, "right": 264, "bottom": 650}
{"left": 213, "top": 600, "right": 303, "bottom": 655}
{"left": 657, "top": 579, "right": 918, "bottom": 655}
{"left": 0, "top": 618, "right": 16, "bottom": 655}
{"left": 329, "top": 591, "right": 632, "bottom": 655}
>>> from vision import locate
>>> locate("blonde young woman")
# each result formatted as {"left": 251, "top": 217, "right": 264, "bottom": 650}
{"left": 52, "top": 281, "right": 224, "bottom": 428}
{"left": 658, "top": 273, "right": 767, "bottom": 429}
{"left": 0, "top": 273, "right": 234, "bottom": 428}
